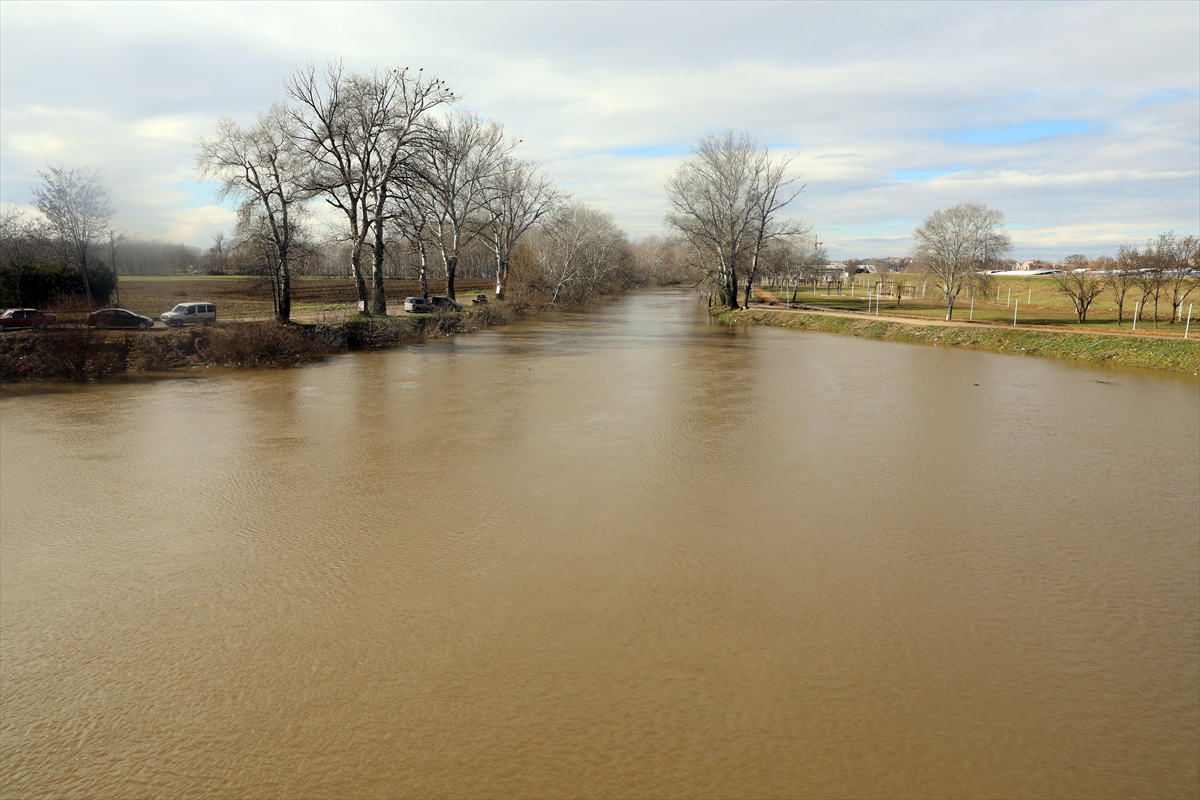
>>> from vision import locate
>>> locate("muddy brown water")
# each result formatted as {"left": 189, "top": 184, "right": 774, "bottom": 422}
{"left": 2, "top": 289, "right": 1197, "bottom": 799}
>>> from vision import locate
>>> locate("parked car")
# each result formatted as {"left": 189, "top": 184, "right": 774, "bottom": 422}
{"left": 403, "top": 296, "right": 434, "bottom": 313}
{"left": 431, "top": 296, "right": 462, "bottom": 311}
{"left": 472, "top": 293, "right": 488, "bottom": 305}
{"left": 0, "top": 308, "right": 57, "bottom": 330}
{"left": 161, "top": 302, "right": 216, "bottom": 327}
{"left": 86, "top": 308, "right": 155, "bottom": 330}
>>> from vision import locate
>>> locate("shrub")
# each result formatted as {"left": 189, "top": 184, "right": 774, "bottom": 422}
{"left": 202, "top": 322, "right": 323, "bottom": 367}
{"left": 0, "top": 262, "right": 116, "bottom": 309}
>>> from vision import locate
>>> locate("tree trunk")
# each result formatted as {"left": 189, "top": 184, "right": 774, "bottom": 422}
{"left": 277, "top": 255, "right": 291, "bottom": 323}
{"left": 723, "top": 268, "right": 739, "bottom": 309}
{"left": 446, "top": 255, "right": 458, "bottom": 301}
{"left": 418, "top": 243, "right": 430, "bottom": 298}
{"left": 495, "top": 258, "right": 508, "bottom": 300}
{"left": 350, "top": 240, "right": 368, "bottom": 314}
{"left": 370, "top": 218, "right": 387, "bottom": 316}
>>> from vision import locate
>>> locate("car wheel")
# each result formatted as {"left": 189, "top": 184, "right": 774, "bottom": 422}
{"left": 204, "top": 318, "right": 213, "bottom": 327}
{"left": 138, "top": 321, "right": 151, "bottom": 331}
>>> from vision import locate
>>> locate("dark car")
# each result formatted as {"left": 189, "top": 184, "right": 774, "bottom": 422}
{"left": 0, "top": 308, "right": 58, "bottom": 330}
{"left": 472, "top": 293, "right": 488, "bottom": 305}
{"left": 85, "top": 308, "right": 155, "bottom": 330}
{"left": 430, "top": 296, "right": 462, "bottom": 311}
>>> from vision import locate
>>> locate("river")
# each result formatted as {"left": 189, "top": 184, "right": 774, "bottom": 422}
{"left": 2, "top": 289, "right": 1197, "bottom": 798}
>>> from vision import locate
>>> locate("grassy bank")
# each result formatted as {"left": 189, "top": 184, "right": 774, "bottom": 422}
{"left": 760, "top": 277, "right": 1197, "bottom": 334}
{"left": 0, "top": 300, "right": 532, "bottom": 383}
{"left": 720, "top": 307, "right": 1200, "bottom": 374}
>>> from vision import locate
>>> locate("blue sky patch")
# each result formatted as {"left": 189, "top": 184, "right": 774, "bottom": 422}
{"left": 1131, "top": 88, "right": 1195, "bottom": 108}
{"left": 166, "top": 180, "right": 226, "bottom": 208}
{"left": 936, "top": 120, "right": 1093, "bottom": 144}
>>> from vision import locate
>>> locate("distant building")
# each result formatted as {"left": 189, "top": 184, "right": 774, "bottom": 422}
{"left": 1016, "top": 259, "right": 1055, "bottom": 271}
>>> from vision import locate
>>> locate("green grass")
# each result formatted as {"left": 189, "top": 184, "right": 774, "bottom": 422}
{"left": 721, "top": 307, "right": 1200, "bottom": 374}
{"left": 759, "top": 276, "right": 1197, "bottom": 335}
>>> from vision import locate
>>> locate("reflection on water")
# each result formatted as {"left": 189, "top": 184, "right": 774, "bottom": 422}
{"left": 2, "top": 289, "right": 1198, "bottom": 798}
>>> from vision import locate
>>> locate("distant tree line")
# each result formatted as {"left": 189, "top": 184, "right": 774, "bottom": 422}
{"left": 1055, "top": 233, "right": 1198, "bottom": 326}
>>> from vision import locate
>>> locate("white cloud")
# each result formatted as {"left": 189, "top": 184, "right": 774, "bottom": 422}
{"left": 1, "top": 0, "right": 1196, "bottom": 259}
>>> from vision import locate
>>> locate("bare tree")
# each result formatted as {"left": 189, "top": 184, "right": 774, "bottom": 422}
{"left": 1135, "top": 234, "right": 1173, "bottom": 327}
{"left": 196, "top": 105, "right": 308, "bottom": 322}
{"left": 287, "top": 62, "right": 454, "bottom": 315}
{"left": 484, "top": 157, "right": 563, "bottom": 300}
{"left": 911, "top": 202, "right": 1012, "bottom": 320}
{"left": 1105, "top": 245, "right": 1140, "bottom": 324}
{"left": 1055, "top": 254, "right": 1106, "bottom": 322}
{"left": 1158, "top": 232, "right": 1199, "bottom": 324}
{"left": 390, "top": 194, "right": 436, "bottom": 297}
{"left": 32, "top": 166, "right": 115, "bottom": 307}
{"left": 529, "top": 203, "right": 630, "bottom": 306}
{"left": 664, "top": 131, "right": 805, "bottom": 310}
{"left": 414, "top": 111, "right": 513, "bottom": 301}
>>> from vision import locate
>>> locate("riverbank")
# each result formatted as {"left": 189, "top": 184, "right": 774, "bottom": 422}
{"left": 718, "top": 306, "right": 1200, "bottom": 374}
{"left": 0, "top": 300, "right": 531, "bottom": 383}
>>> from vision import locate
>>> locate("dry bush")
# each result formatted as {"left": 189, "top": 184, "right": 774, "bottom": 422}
{"left": 202, "top": 322, "right": 323, "bottom": 367}
{"left": 22, "top": 297, "right": 120, "bottom": 380}
{"left": 341, "top": 316, "right": 422, "bottom": 348}
{"left": 0, "top": 331, "right": 39, "bottom": 381}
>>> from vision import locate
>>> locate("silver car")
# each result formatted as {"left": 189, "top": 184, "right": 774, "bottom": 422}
{"left": 403, "top": 296, "right": 434, "bottom": 313}
{"left": 161, "top": 302, "right": 216, "bottom": 326}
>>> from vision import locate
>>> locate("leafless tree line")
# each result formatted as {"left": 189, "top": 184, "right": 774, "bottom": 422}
{"left": 1056, "top": 233, "right": 1198, "bottom": 326}
{"left": 196, "top": 61, "right": 577, "bottom": 322}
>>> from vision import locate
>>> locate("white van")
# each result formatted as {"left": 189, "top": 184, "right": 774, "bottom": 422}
{"left": 161, "top": 302, "right": 217, "bottom": 327}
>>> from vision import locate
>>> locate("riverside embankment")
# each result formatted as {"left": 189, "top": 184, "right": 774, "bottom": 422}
{"left": 719, "top": 304, "right": 1200, "bottom": 374}
{"left": 0, "top": 298, "right": 535, "bottom": 383}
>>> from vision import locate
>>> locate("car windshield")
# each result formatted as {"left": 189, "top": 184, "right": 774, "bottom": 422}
{"left": 171, "top": 305, "right": 188, "bottom": 313}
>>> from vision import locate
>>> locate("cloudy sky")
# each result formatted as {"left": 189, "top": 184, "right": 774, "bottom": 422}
{"left": 1, "top": 0, "right": 1196, "bottom": 259}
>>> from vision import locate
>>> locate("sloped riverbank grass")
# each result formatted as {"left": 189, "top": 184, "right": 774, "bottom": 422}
{"left": 0, "top": 301, "right": 536, "bottom": 382}
{"left": 721, "top": 307, "right": 1200, "bottom": 374}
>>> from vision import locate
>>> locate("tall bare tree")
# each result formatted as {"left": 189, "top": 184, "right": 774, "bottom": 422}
{"left": 484, "top": 157, "right": 563, "bottom": 300}
{"left": 1106, "top": 245, "right": 1140, "bottom": 324}
{"left": 911, "top": 202, "right": 1011, "bottom": 320}
{"left": 1055, "top": 254, "right": 1106, "bottom": 322}
{"left": 1157, "top": 232, "right": 1199, "bottom": 324}
{"left": 1135, "top": 234, "right": 1173, "bottom": 327}
{"left": 415, "top": 111, "right": 513, "bottom": 301}
{"left": 287, "top": 62, "right": 454, "bottom": 315}
{"left": 390, "top": 194, "right": 436, "bottom": 298}
{"left": 531, "top": 203, "right": 631, "bottom": 306}
{"left": 664, "top": 132, "right": 805, "bottom": 310}
{"left": 196, "top": 105, "right": 308, "bottom": 322}
{"left": 32, "top": 166, "right": 115, "bottom": 306}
